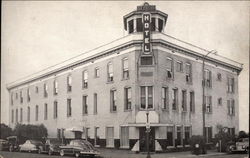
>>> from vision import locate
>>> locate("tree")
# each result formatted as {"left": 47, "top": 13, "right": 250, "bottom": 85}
{"left": 0, "top": 123, "right": 13, "bottom": 139}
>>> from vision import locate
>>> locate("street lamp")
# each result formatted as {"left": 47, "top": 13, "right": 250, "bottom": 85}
{"left": 202, "top": 50, "right": 217, "bottom": 140}
{"left": 145, "top": 110, "right": 151, "bottom": 158}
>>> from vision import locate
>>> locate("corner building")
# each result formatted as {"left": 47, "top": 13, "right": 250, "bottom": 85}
{"left": 7, "top": 3, "right": 242, "bottom": 152}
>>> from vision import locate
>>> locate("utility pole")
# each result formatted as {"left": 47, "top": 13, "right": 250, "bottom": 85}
{"left": 146, "top": 111, "right": 151, "bottom": 158}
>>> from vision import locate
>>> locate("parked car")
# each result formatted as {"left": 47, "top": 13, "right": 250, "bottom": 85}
{"left": 0, "top": 139, "right": 9, "bottom": 151}
{"left": 7, "top": 136, "right": 21, "bottom": 152}
{"left": 227, "top": 138, "right": 249, "bottom": 153}
{"left": 59, "top": 139, "right": 100, "bottom": 157}
{"left": 37, "top": 139, "right": 62, "bottom": 155}
{"left": 19, "top": 140, "right": 43, "bottom": 153}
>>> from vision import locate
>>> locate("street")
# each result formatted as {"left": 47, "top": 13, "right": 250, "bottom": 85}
{"left": 0, "top": 150, "right": 248, "bottom": 158}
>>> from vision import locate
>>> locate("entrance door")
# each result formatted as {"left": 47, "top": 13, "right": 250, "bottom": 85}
{"left": 139, "top": 127, "right": 155, "bottom": 152}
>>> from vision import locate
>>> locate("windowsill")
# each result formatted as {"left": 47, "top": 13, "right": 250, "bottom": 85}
{"left": 82, "top": 87, "right": 88, "bottom": 90}
{"left": 139, "top": 65, "right": 155, "bottom": 67}
{"left": 167, "top": 146, "right": 175, "bottom": 149}
{"left": 177, "top": 145, "right": 183, "bottom": 148}
{"left": 124, "top": 109, "right": 132, "bottom": 112}
{"left": 106, "top": 145, "right": 115, "bottom": 148}
{"left": 106, "top": 81, "right": 114, "bottom": 84}
{"left": 120, "top": 146, "right": 129, "bottom": 149}
{"left": 162, "top": 108, "right": 169, "bottom": 112}
{"left": 139, "top": 108, "right": 155, "bottom": 111}
{"left": 184, "top": 145, "right": 190, "bottom": 147}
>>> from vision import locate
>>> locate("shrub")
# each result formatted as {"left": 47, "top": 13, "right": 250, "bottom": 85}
{"left": 0, "top": 123, "right": 13, "bottom": 139}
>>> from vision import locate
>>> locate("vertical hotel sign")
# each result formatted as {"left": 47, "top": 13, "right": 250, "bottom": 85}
{"left": 143, "top": 13, "right": 151, "bottom": 55}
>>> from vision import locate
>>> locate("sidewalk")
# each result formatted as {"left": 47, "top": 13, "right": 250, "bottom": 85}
{"left": 98, "top": 148, "right": 227, "bottom": 158}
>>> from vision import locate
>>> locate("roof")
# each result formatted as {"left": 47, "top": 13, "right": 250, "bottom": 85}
{"left": 6, "top": 32, "right": 243, "bottom": 90}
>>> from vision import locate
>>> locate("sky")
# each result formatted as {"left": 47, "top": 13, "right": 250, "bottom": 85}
{"left": 1, "top": 1, "right": 249, "bottom": 132}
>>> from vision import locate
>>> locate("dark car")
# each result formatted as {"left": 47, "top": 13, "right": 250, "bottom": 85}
{"left": 59, "top": 139, "right": 100, "bottom": 157}
{"left": 37, "top": 139, "right": 62, "bottom": 155}
{"left": 6, "top": 136, "right": 23, "bottom": 152}
{"left": 19, "top": 140, "right": 43, "bottom": 153}
{"left": 227, "top": 138, "right": 249, "bottom": 154}
{"left": 0, "top": 139, "right": 9, "bottom": 151}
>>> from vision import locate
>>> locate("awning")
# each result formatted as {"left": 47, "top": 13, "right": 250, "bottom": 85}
{"left": 66, "top": 126, "right": 83, "bottom": 132}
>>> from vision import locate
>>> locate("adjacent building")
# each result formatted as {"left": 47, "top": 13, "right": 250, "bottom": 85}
{"left": 7, "top": 2, "right": 242, "bottom": 152}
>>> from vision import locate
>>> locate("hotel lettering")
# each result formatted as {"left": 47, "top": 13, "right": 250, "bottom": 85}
{"left": 143, "top": 13, "right": 151, "bottom": 55}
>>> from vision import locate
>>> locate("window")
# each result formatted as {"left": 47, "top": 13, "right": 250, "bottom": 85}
{"left": 124, "top": 87, "right": 132, "bottom": 110}
{"left": 128, "top": 19, "right": 134, "bottom": 34}
{"left": 181, "top": 90, "right": 187, "bottom": 112}
{"left": 162, "top": 87, "right": 169, "bottom": 110}
{"left": 110, "top": 90, "right": 117, "bottom": 112}
{"left": 167, "top": 126, "right": 174, "bottom": 146}
{"left": 27, "top": 107, "right": 30, "bottom": 122}
{"left": 44, "top": 103, "right": 48, "bottom": 120}
{"left": 218, "top": 98, "right": 222, "bottom": 106}
{"left": 11, "top": 93, "right": 13, "bottom": 105}
{"left": 54, "top": 80, "right": 58, "bottom": 95}
{"left": 172, "top": 88, "right": 178, "bottom": 110}
{"left": 54, "top": 101, "right": 58, "bottom": 119}
{"left": 27, "top": 88, "right": 30, "bottom": 102}
{"left": 204, "top": 69, "right": 212, "bottom": 87}
{"left": 36, "top": 86, "right": 39, "bottom": 93}
{"left": 166, "top": 57, "right": 173, "bottom": 79}
{"left": 184, "top": 127, "right": 191, "bottom": 145}
{"left": 16, "top": 109, "right": 18, "bottom": 123}
{"left": 176, "top": 61, "right": 183, "bottom": 72}
{"left": 227, "top": 99, "right": 235, "bottom": 116}
{"left": 140, "top": 86, "right": 153, "bottom": 109}
{"left": 106, "top": 127, "right": 114, "bottom": 147}
{"left": 11, "top": 110, "right": 14, "bottom": 123}
{"left": 67, "top": 75, "right": 72, "bottom": 92}
{"left": 151, "top": 18, "right": 155, "bottom": 31}
{"left": 94, "top": 127, "right": 100, "bottom": 146}
{"left": 190, "top": 91, "right": 195, "bottom": 112}
{"left": 136, "top": 18, "right": 143, "bottom": 32}
{"left": 228, "top": 128, "right": 235, "bottom": 136}
{"left": 95, "top": 67, "right": 100, "bottom": 78}
{"left": 176, "top": 126, "right": 182, "bottom": 146}
{"left": 227, "top": 77, "right": 234, "bottom": 93}
{"left": 16, "top": 93, "right": 18, "bottom": 99}
{"left": 35, "top": 105, "right": 39, "bottom": 121}
{"left": 82, "top": 95, "right": 88, "bottom": 115}
{"left": 21, "top": 108, "right": 23, "bottom": 122}
{"left": 57, "top": 129, "right": 61, "bottom": 139}
{"left": 82, "top": 71, "right": 88, "bottom": 88}
{"left": 67, "top": 99, "right": 72, "bottom": 117}
{"left": 120, "top": 127, "right": 129, "bottom": 148}
{"left": 186, "top": 63, "right": 192, "bottom": 83}
{"left": 205, "top": 96, "right": 212, "bottom": 113}
{"left": 204, "top": 127, "right": 213, "bottom": 143}
{"left": 122, "top": 58, "right": 129, "bottom": 79}
{"left": 85, "top": 128, "right": 90, "bottom": 141}
{"left": 44, "top": 83, "right": 48, "bottom": 97}
{"left": 158, "top": 18, "right": 163, "bottom": 32}
{"left": 217, "top": 73, "right": 222, "bottom": 81}
{"left": 20, "top": 91, "right": 23, "bottom": 103}
{"left": 107, "top": 62, "right": 114, "bottom": 82}
{"left": 141, "top": 56, "right": 153, "bottom": 66}
{"left": 94, "top": 93, "right": 97, "bottom": 114}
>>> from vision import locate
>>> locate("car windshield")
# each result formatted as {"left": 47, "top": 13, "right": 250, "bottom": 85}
{"left": 30, "top": 140, "right": 43, "bottom": 145}
{"left": 81, "top": 140, "right": 95, "bottom": 150}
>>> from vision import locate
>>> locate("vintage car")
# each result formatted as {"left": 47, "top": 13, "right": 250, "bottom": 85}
{"left": 59, "top": 139, "right": 100, "bottom": 157}
{"left": 6, "top": 136, "right": 25, "bottom": 152}
{"left": 19, "top": 140, "right": 43, "bottom": 153}
{"left": 227, "top": 138, "right": 249, "bottom": 153}
{"left": 37, "top": 139, "right": 62, "bottom": 155}
{"left": 0, "top": 139, "right": 9, "bottom": 151}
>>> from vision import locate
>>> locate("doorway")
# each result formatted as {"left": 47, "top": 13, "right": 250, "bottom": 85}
{"left": 139, "top": 127, "right": 155, "bottom": 152}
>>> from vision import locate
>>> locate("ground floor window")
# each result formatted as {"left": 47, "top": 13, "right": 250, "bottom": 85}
{"left": 120, "top": 127, "right": 129, "bottom": 148}
{"left": 204, "top": 127, "right": 213, "bottom": 143}
{"left": 106, "top": 127, "right": 114, "bottom": 147}
{"left": 85, "top": 128, "right": 90, "bottom": 141}
{"left": 184, "top": 126, "right": 191, "bottom": 145}
{"left": 176, "top": 126, "right": 182, "bottom": 146}
{"left": 167, "top": 126, "right": 174, "bottom": 146}
{"left": 95, "top": 127, "right": 100, "bottom": 146}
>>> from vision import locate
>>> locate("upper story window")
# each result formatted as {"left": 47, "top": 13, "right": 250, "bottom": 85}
{"left": 122, "top": 58, "right": 129, "bottom": 79}
{"left": 67, "top": 75, "right": 72, "bottom": 92}
{"left": 35, "top": 86, "right": 39, "bottom": 93}
{"left": 95, "top": 67, "right": 100, "bottom": 78}
{"left": 181, "top": 90, "right": 187, "bottom": 112}
{"left": 54, "top": 80, "right": 58, "bottom": 95}
{"left": 141, "top": 56, "right": 153, "bottom": 66}
{"left": 204, "top": 69, "right": 212, "bottom": 88}
{"left": 94, "top": 93, "right": 98, "bottom": 115}
{"left": 217, "top": 73, "right": 222, "bottom": 81}
{"left": 128, "top": 19, "right": 134, "bottom": 33}
{"left": 176, "top": 61, "right": 183, "bottom": 72}
{"left": 161, "top": 87, "right": 169, "bottom": 110}
{"left": 227, "top": 99, "right": 235, "bottom": 116}
{"left": 186, "top": 63, "right": 192, "bottom": 83}
{"left": 110, "top": 89, "right": 117, "bottom": 112}
{"left": 54, "top": 101, "right": 58, "bottom": 119}
{"left": 166, "top": 57, "right": 173, "bottom": 79}
{"left": 205, "top": 96, "right": 212, "bottom": 113}
{"left": 190, "top": 91, "right": 195, "bottom": 113}
{"left": 27, "top": 106, "right": 30, "bottom": 122}
{"left": 124, "top": 87, "right": 132, "bottom": 111}
{"left": 82, "top": 71, "right": 88, "bottom": 89}
{"left": 140, "top": 86, "right": 153, "bottom": 109}
{"left": 44, "top": 83, "right": 48, "bottom": 97}
{"left": 67, "top": 98, "right": 72, "bottom": 117}
{"left": 136, "top": 18, "right": 143, "bottom": 32}
{"left": 227, "top": 77, "right": 234, "bottom": 93}
{"left": 16, "top": 109, "right": 18, "bottom": 123}
{"left": 27, "top": 88, "right": 30, "bottom": 102}
{"left": 20, "top": 91, "right": 23, "bottom": 104}
{"left": 20, "top": 108, "right": 23, "bottom": 123}
{"left": 11, "top": 110, "right": 14, "bottom": 123}
{"left": 158, "top": 18, "right": 164, "bottom": 32}
{"left": 218, "top": 97, "right": 222, "bottom": 106}
{"left": 172, "top": 88, "right": 178, "bottom": 110}
{"left": 151, "top": 18, "right": 156, "bottom": 31}
{"left": 44, "top": 103, "right": 48, "bottom": 120}
{"left": 35, "top": 105, "right": 39, "bottom": 121}
{"left": 11, "top": 93, "right": 13, "bottom": 105}
{"left": 82, "top": 95, "right": 88, "bottom": 115}
{"left": 107, "top": 62, "right": 114, "bottom": 82}
{"left": 16, "top": 93, "right": 18, "bottom": 99}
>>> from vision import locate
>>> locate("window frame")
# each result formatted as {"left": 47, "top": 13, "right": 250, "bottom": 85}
{"left": 110, "top": 89, "right": 117, "bottom": 112}
{"left": 124, "top": 87, "right": 132, "bottom": 111}
{"left": 140, "top": 86, "right": 154, "bottom": 110}
{"left": 82, "top": 70, "right": 88, "bottom": 89}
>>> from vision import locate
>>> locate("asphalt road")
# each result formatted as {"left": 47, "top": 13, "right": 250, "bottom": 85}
{"left": 0, "top": 151, "right": 248, "bottom": 158}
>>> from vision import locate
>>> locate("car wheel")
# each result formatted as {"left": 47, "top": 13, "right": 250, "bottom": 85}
{"left": 75, "top": 152, "right": 80, "bottom": 157}
{"left": 60, "top": 149, "right": 64, "bottom": 156}
{"left": 48, "top": 149, "right": 53, "bottom": 155}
